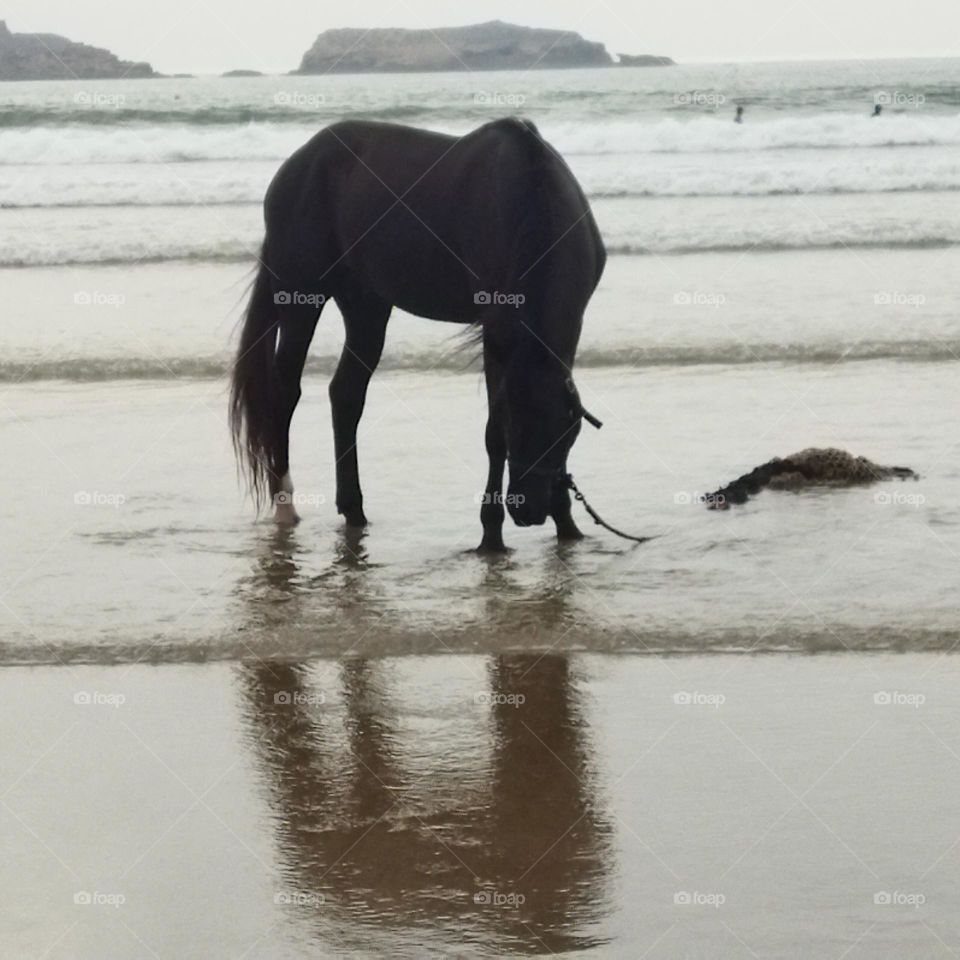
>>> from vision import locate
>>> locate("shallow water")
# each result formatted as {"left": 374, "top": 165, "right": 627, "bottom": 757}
{"left": 4, "top": 249, "right": 960, "bottom": 381}
{"left": 1, "top": 350, "right": 955, "bottom": 661}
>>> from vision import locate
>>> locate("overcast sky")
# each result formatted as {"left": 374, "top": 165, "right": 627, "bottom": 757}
{"left": 6, "top": 0, "right": 957, "bottom": 74}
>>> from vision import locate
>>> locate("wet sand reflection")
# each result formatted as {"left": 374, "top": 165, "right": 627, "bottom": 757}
{"left": 236, "top": 531, "right": 613, "bottom": 954}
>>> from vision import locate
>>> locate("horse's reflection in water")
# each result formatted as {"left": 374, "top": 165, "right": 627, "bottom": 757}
{"left": 240, "top": 656, "right": 611, "bottom": 954}
{"left": 233, "top": 524, "right": 378, "bottom": 643}
{"left": 234, "top": 536, "right": 609, "bottom": 953}
{"left": 475, "top": 541, "right": 586, "bottom": 644}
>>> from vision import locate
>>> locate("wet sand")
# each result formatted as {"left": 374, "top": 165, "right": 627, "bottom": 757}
{"left": 3, "top": 653, "right": 959, "bottom": 958}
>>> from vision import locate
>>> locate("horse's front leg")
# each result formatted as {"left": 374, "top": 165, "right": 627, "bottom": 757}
{"left": 478, "top": 415, "right": 508, "bottom": 553}
{"left": 478, "top": 352, "right": 508, "bottom": 553}
{"left": 330, "top": 290, "right": 390, "bottom": 528}
{"left": 550, "top": 466, "right": 584, "bottom": 542}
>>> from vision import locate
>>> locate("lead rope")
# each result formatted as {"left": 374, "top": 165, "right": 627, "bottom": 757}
{"left": 565, "top": 474, "right": 657, "bottom": 546}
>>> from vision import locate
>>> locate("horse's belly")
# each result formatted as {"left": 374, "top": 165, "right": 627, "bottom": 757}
{"left": 343, "top": 242, "right": 480, "bottom": 323}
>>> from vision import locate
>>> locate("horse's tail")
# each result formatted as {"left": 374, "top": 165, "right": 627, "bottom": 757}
{"left": 230, "top": 252, "right": 279, "bottom": 510}
{"left": 705, "top": 457, "right": 797, "bottom": 509}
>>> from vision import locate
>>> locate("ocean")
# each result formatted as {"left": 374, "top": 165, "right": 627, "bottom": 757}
{"left": 3, "top": 60, "right": 960, "bottom": 959}
{"left": 2, "top": 60, "right": 958, "bottom": 657}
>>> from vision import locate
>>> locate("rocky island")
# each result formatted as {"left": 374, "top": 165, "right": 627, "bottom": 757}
{"left": 617, "top": 53, "right": 674, "bottom": 67}
{"left": 0, "top": 20, "right": 155, "bottom": 80}
{"left": 296, "top": 20, "right": 672, "bottom": 74}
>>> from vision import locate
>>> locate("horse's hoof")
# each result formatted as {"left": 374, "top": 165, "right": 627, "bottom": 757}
{"left": 476, "top": 538, "right": 508, "bottom": 555}
{"left": 274, "top": 504, "right": 301, "bottom": 526}
{"left": 555, "top": 521, "right": 584, "bottom": 542}
{"left": 342, "top": 512, "right": 368, "bottom": 529}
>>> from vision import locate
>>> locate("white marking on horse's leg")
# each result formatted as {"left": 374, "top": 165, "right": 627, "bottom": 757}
{"left": 274, "top": 471, "right": 300, "bottom": 525}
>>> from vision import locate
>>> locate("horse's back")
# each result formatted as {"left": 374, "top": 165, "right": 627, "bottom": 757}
{"left": 262, "top": 118, "right": 605, "bottom": 324}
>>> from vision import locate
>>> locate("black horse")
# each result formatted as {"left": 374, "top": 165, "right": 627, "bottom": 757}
{"left": 230, "top": 117, "right": 605, "bottom": 551}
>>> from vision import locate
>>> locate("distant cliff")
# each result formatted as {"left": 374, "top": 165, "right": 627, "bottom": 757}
{"left": 0, "top": 20, "right": 156, "bottom": 80}
{"left": 297, "top": 20, "right": 631, "bottom": 74}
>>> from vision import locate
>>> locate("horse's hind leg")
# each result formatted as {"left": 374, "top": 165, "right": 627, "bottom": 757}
{"left": 271, "top": 302, "right": 321, "bottom": 524}
{"left": 330, "top": 288, "right": 391, "bottom": 528}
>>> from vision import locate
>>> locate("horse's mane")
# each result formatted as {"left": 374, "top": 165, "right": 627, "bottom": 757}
{"left": 455, "top": 119, "right": 552, "bottom": 375}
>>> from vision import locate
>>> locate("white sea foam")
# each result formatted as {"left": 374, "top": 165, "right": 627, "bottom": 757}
{"left": 2, "top": 112, "right": 959, "bottom": 167}
{"left": 3, "top": 187, "right": 958, "bottom": 266}
{"left": 2, "top": 113, "right": 959, "bottom": 213}
{"left": 4, "top": 148, "right": 960, "bottom": 208}
{"left": 548, "top": 112, "right": 960, "bottom": 155}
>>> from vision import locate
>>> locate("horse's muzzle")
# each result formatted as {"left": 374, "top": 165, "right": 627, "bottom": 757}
{"left": 506, "top": 462, "right": 558, "bottom": 527}
{"left": 507, "top": 494, "right": 549, "bottom": 527}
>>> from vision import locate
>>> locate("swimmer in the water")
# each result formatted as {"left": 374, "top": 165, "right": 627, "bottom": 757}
{"left": 872, "top": 103, "right": 882, "bottom": 117}
{"left": 734, "top": 105, "right": 744, "bottom": 123}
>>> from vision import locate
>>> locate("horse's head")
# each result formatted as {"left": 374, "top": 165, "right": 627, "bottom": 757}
{"left": 504, "top": 357, "right": 594, "bottom": 527}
